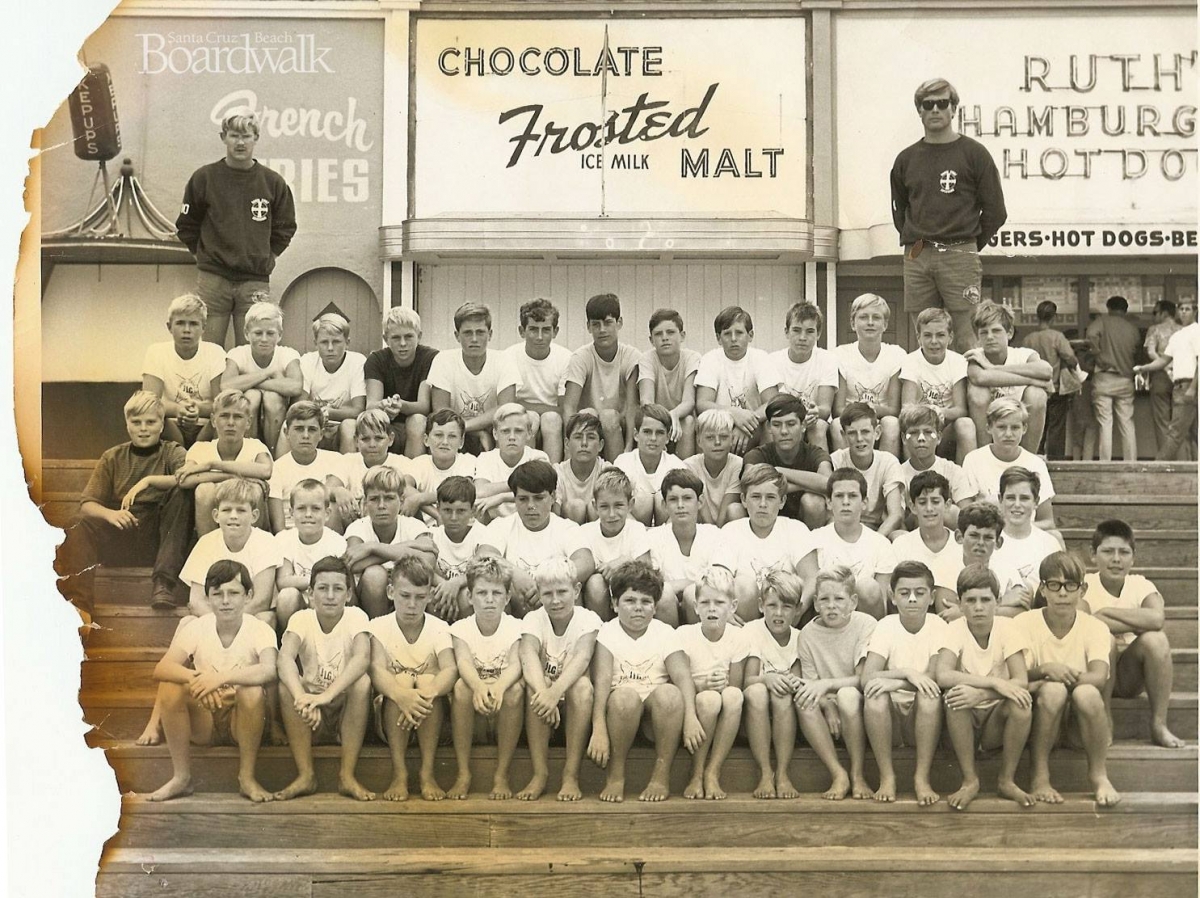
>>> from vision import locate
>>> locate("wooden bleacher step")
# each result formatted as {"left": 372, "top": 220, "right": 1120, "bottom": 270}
{"left": 1053, "top": 494, "right": 1197, "bottom": 529}
{"left": 107, "top": 791, "right": 1199, "bottom": 851}
{"left": 94, "top": 845, "right": 1200, "bottom": 898}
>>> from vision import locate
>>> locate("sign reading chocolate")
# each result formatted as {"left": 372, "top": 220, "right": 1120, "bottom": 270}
{"left": 414, "top": 18, "right": 807, "bottom": 218}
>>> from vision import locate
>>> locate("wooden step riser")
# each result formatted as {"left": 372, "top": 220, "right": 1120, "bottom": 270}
{"left": 1053, "top": 503, "right": 1196, "bottom": 529}
{"left": 1062, "top": 537, "right": 1197, "bottom": 567}
{"left": 92, "top": 868, "right": 1200, "bottom": 898}
{"left": 99, "top": 749, "right": 1200, "bottom": 796}
{"left": 106, "top": 806, "right": 1199, "bottom": 851}
{"left": 1047, "top": 471, "right": 1197, "bottom": 495}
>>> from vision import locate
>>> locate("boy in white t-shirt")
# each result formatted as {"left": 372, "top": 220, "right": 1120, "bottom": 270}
{"left": 891, "top": 471, "right": 962, "bottom": 611}
{"left": 694, "top": 305, "right": 782, "bottom": 454}
{"left": 614, "top": 403, "right": 689, "bottom": 525}
{"left": 726, "top": 463, "right": 811, "bottom": 622}
{"left": 448, "top": 556, "right": 526, "bottom": 800}
{"left": 516, "top": 559, "right": 602, "bottom": 802}
{"left": 900, "top": 308, "right": 975, "bottom": 463}
{"left": 176, "top": 388, "right": 273, "bottom": 536}
{"left": 581, "top": 468, "right": 650, "bottom": 619}
{"left": 1086, "top": 520, "right": 1184, "bottom": 749}
{"left": 832, "top": 293, "right": 905, "bottom": 456}
{"left": 142, "top": 292, "right": 227, "bottom": 448}
{"left": 478, "top": 460, "right": 595, "bottom": 615}
{"left": 935, "top": 564, "right": 1034, "bottom": 810}
{"left": 1015, "top": 551, "right": 1120, "bottom": 807}
{"left": 798, "top": 468, "right": 896, "bottom": 619}
{"left": 289, "top": 312, "right": 367, "bottom": 454}
{"left": 898, "top": 404, "right": 977, "bottom": 531}
{"left": 649, "top": 469, "right": 723, "bottom": 626}
{"left": 742, "top": 571, "right": 804, "bottom": 800}
{"left": 405, "top": 410, "right": 478, "bottom": 522}
{"left": 684, "top": 408, "right": 744, "bottom": 526}
{"left": 677, "top": 566, "right": 749, "bottom": 801}
{"left": 966, "top": 301, "right": 1052, "bottom": 453}
{"left": 638, "top": 309, "right": 702, "bottom": 459}
{"left": 429, "top": 476, "right": 487, "bottom": 623}
{"left": 797, "top": 566, "right": 878, "bottom": 801}
{"left": 334, "top": 409, "right": 417, "bottom": 524}
{"left": 830, "top": 402, "right": 905, "bottom": 537}
{"left": 862, "top": 561, "right": 949, "bottom": 805}
{"left": 561, "top": 293, "right": 642, "bottom": 462}
{"left": 267, "top": 402, "right": 349, "bottom": 533}
{"left": 962, "top": 398, "right": 1057, "bottom": 530}
{"left": 942, "top": 502, "right": 1029, "bottom": 620}
{"left": 344, "top": 466, "right": 437, "bottom": 618}
{"left": 589, "top": 561, "right": 703, "bottom": 803}
{"left": 429, "top": 302, "right": 520, "bottom": 455}
{"left": 367, "top": 557, "right": 458, "bottom": 801}
{"left": 142, "top": 560, "right": 278, "bottom": 803}
{"left": 990, "top": 467, "right": 1063, "bottom": 593}
{"left": 220, "top": 300, "right": 302, "bottom": 453}
{"left": 771, "top": 302, "right": 838, "bottom": 450}
{"left": 275, "top": 557, "right": 373, "bottom": 802}
{"left": 556, "top": 411, "right": 606, "bottom": 524}
{"left": 472, "top": 403, "right": 549, "bottom": 523}
{"left": 274, "top": 479, "right": 349, "bottom": 630}
{"left": 507, "top": 298, "right": 572, "bottom": 463}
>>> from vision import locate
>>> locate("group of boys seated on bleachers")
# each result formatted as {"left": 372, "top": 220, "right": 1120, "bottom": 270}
{"left": 63, "top": 288, "right": 1184, "bottom": 808}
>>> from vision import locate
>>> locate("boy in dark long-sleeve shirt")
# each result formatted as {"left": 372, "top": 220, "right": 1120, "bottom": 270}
{"left": 176, "top": 113, "right": 297, "bottom": 347}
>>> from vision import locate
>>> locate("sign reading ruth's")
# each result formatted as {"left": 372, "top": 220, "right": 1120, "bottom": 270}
{"left": 413, "top": 18, "right": 807, "bottom": 218}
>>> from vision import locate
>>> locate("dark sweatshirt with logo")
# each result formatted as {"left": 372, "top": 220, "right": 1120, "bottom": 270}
{"left": 176, "top": 159, "right": 297, "bottom": 282}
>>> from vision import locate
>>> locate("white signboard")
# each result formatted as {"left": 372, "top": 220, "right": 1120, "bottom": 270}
{"left": 835, "top": 11, "right": 1197, "bottom": 257}
{"left": 414, "top": 18, "right": 807, "bottom": 218}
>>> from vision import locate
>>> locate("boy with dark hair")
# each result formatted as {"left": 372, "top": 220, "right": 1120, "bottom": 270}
{"left": 555, "top": 411, "right": 606, "bottom": 524}
{"left": 695, "top": 305, "right": 782, "bottom": 454}
{"left": 892, "top": 471, "right": 962, "bottom": 610}
{"left": 989, "top": 467, "right": 1063, "bottom": 593}
{"left": 830, "top": 402, "right": 905, "bottom": 538}
{"left": 862, "top": 560, "right": 947, "bottom": 805}
{"left": 405, "top": 410, "right": 477, "bottom": 521}
{"left": 614, "top": 403, "right": 689, "bottom": 525}
{"left": 429, "top": 476, "right": 487, "bottom": 622}
{"left": 563, "top": 294, "right": 641, "bottom": 461}
{"left": 966, "top": 301, "right": 1052, "bottom": 453}
{"left": 744, "top": 394, "right": 831, "bottom": 529}
{"left": 770, "top": 302, "right": 838, "bottom": 449}
{"left": 638, "top": 308, "right": 702, "bottom": 458}
{"left": 1085, "top": 519, "right": 1184, "bottom": 748}
{"left": 507, "top": 298, "right": 572, "bottom": 462}
{"left": 589, "top": 560, "right": 703, "bottom": 802}
{"left": 898, "top": 404, "right": 976, "bottom": 531}
{"left": 944, "top": 501, "right": 1026, "bottom": 618}
{"left": 649, "top": 469, "right": 723, "bottom": 625}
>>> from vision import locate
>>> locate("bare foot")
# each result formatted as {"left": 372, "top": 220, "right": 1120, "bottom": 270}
{"left": 490, "top": 776, "right": 513, "bottom": 800}
{"left": 274, "top": 773, "right": 318, "bottom": 801}
{"left": 1151, "top": 723, "right": 1187, "bottom": 749}
{"left": 753, "top": 770, "right": 776, "bottom": 799}
{"left": 702, "top": 773, "right": 726, "bottom": 801}
{"left": 915, "top": 778, "right": 940, "bottom": 807}
{"left": 420, "top": 774, "right": 446, "bottom": 801}
{"left": 851, "top": 775, "right": 875, "bottom": 800}
{"left": 557, "top": 776, "right": 583, "bottom": 802}
{"left": 1030, "top": 777, "right": 1063, "bottom": 804}
{"left": 383, "top": 776, "right": 409, "bottom": 802}
{"left": 239, "top": 776, "right": 274, "bottom": 803}
{"left": 639, "top": 777, "right": 670, "bottom": 802}
{"left": 447, "top": 773, "right": 471, "bottom": 800}
{"left": 135, "top": 718, "right": 162, "bottom": 746}
{"left": 599, "top": 776, "right": 625, "bottom": 803}
{"left": 516, "top": 773, "right": 547, "bottom": 801}
{"left": 775, "top": 772, "right": 799, "bottom": 800}
{"left": 1093, "top": 777, "right": 1122, "bottom": 807}
{"left": 947, "top": 779, "right": 979, "bottom": 810}
{"left": 338, "top": 774, "right": 376, "bottom": 801}
{"left": 145, "top": 776, "right": 192, "bottom": 802}
{"left": 822, "top": 770, "right": 850, "bottom": 801}
{"left": 683, "top": 776, "right": 704, "bottom": 799}
{"left": 998, "top": 779, "right": 1035, "bottom": 808}
{"left": 874, "top": 775, "right": 896, "bottom": 803}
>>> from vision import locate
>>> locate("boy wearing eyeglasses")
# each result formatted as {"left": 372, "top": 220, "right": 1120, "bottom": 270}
{"left": 1014, "top": 551, "right": 1120, "bottom": 808}
{"left": 890, "top": 78, "right": 1006, "bottom": 353}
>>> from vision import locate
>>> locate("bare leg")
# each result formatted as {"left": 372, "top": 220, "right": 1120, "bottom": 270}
{"left": 1029, "top": 682, "right": 1067, "bottom": 804}
{"left": 234, "top": 686, "right": 272, "bottom": 802}
{"left": 144, "top": 683, "right": 196, "bottom": 801}
{"left": 743, "top": 683, "right": 776, "bottom": 799}
{"left": 1073, "top": 684, "right": 1121, "bottom": 806}
{"left": 416, "top": 686, "right": 446, "bottom": 800}
{"left": 799, "top": 704, "right": 850, "bottom": 800}
{"left": 685, "top": 691, "right": 721, "bottom": 798}
{"left": 990, "top": 702, "right": 1035, "bottom": 807}
{"left": 1118, "top": 633, "right": 1185, "bottom": 748}
{"left": 491, "top": 683, "right": 525, "bottom": 800}
{"left": 640, "top": 685, "right": 684, "bottom": 801}
{"left": 517, "top": 694, "right": 552, "bottom": 802}
{"left": 275, "top": 680, "right": 319, "bottom": 800}
{"left": 702, "top": 687, "right": 744, "bottom": 800}
{"left": 770, "top": 692, "right": 800, "bottom": 799}
{"left": 540, "top": 411, "right": 564, "bottom": 464}
{"left": 944, "top": 706, "right": 979, "bottom": 810}
{"left": 448, "top": 679, "right": 475, "bottom": 799}
{"left": 864, "top": 694, "right": 896, "bottom": 802}
{"left": 599, "top": 688, "right": 645, "bottom": 803}
{"left": 559, "top": 677, "right": 593, "bottom": 801}
{"left": 381, "top": 699, "right": 412, "bottom": 801}
{"left": 913, "top": 694, "right": 942, "bottom": 806}
{"left": 1021, "top": 386, "right": 1048, "bottom": 453}
{"left": 404, "top": 415, "right": 427, "bottom": 459}
{"left": 836, "top": 687, "right": 873, "bottom": 799}
{"left": 338, "top": 678, "right": 375, "bottom": 800}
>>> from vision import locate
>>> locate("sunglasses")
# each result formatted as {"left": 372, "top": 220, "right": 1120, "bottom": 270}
{"left": 920, "top": 99, "right": 953, "bottom": 111}
{"left": 1042, "top": 580, "right": 1082, "bottom": 594}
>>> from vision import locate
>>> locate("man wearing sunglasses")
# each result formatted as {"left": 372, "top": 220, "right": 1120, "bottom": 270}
{"left": 891, "top": 79, "right": 1007, "bottom": 353}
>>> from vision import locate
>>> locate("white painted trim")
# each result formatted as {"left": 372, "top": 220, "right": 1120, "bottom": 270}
{"left": 805, "top": 261, "right": 818, "bottom": 305}
{"left": 109, "top": 1, "right": 389, "bottom": 18}
{"left": 399, "top": 260, "right": 416, "bottom": 309}
{"left": 825, "top": 261, "right": 837, "bottom": 349}
{"left": 381, "top": 9, "right": 410, "bottom": 227}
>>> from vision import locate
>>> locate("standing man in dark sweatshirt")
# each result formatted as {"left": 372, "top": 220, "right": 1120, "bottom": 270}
{"left": 176, "top": 114, "right": 297, "bottom": 347}
{"left": 891, "top": 79, "right": 1006, "bottom": 353}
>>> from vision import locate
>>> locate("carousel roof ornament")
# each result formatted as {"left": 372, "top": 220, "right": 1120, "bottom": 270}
{"left": 42, "top": 63, "right": 189, "bottom": 264}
